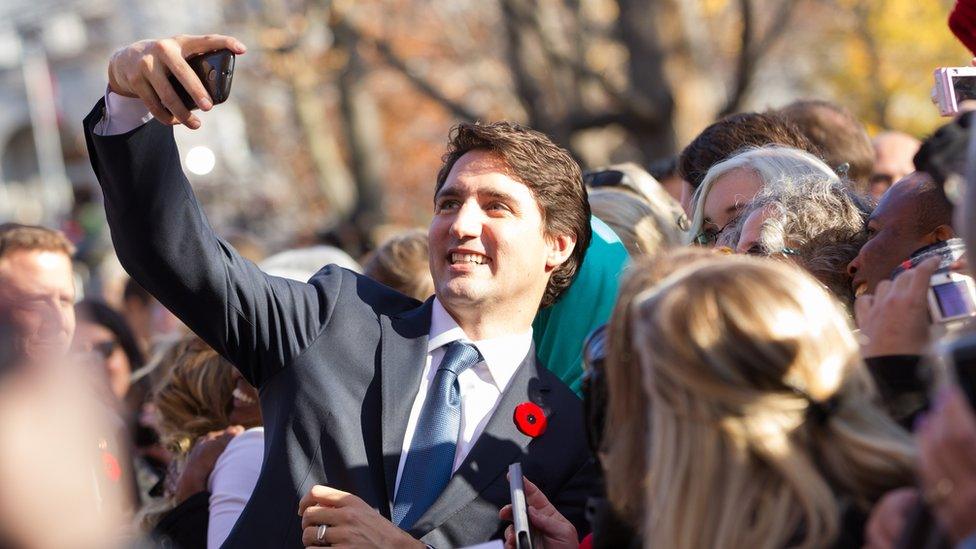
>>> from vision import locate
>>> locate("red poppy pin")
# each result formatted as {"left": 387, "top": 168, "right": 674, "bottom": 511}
{"left": 101, "top": 450, "right": 123, "bottom": 483}
{"left": 514, "top": 402, "right": 547, "bottom": 438}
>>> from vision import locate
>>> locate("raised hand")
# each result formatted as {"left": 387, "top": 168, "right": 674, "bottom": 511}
{"left": 107, "top": 34, "right": 246, "bottom": 129}
{"left": 854, "top": 256, "right": 941, "bottom": 358}
{"left": 498, "top": 475, "right": 578, "bottom": 549}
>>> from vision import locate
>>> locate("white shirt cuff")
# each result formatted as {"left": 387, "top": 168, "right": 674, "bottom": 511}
{"left": 93, "top": 88, "right": 154, "bottom": 136}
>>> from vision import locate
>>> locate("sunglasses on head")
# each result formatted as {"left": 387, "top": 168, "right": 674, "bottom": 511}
{"left": 583, "top": 169, "right": 627, "bottom": 189}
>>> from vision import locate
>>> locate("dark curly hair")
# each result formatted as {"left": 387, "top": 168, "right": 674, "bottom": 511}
{"left": 435, "top": 122, "right": 591, "bottom": 308}
{"left": 679, "top": 112, "right": 818, "bottom": 190}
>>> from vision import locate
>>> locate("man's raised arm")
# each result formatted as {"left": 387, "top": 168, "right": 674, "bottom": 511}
{"left": 84, "top": 35, "right": 335, "bottom": 388}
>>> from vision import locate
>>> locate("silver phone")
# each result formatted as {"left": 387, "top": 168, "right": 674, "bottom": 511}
{"left": 508, "top": 463, "right": 533, "bottom": 549}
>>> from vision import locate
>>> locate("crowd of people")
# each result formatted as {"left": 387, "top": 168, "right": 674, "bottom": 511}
{"left": 4, "top": 19, "right": 976, "bottom": 549}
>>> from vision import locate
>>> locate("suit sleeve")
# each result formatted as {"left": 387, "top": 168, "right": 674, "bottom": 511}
{"left": 550, "top": 454, "right": 602, "bottom": 538}
{"left": 83, "top": 99, "right": 334, "bottom": 387}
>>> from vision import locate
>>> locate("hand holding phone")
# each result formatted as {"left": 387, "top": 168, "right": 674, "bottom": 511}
{"left": 502, "top": 467, "right": 579, "bottom": 549}
{"left": 508, "top": 463, "right": 533, "bottom": 549}
{"left": 167, "top": 49, "right": 236, "bottom": 111}
{"left": 107, "top": 34, "right": 246, "bottom": 129}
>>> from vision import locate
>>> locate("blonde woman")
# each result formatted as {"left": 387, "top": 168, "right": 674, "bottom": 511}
{"left": 633, "top": 256, "right": 913, "bottom": 548}
{"left": 362, "top": 229, "right": 435, "bottom": 300}
{"left": 145, "top": 336, "right": 263, "bottom": 549}
{"left": 505, "top": 253, "right": 915, "bottom": 549}
{"left": 587, "top": 188, "right": 683, "bottom": 257}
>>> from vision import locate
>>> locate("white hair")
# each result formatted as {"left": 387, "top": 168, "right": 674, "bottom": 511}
{"left": 259, "top": 245, "right": 361, "bottom": 282}
{"left": 721, "top": 175, "right": 871, "bottom": 305}
{"left": 685, "top": 146, "right": 839, "bottom": 244}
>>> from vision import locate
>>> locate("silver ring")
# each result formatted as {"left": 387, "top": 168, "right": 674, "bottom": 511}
{"left": 316, "top": 523, "right": 328, "bottom": 543}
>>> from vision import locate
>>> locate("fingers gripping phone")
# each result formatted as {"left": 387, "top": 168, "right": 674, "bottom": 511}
{"left": 167, "top": 49, "right": 235, "bottom": 110}
{"left": 508, "top": 463, "right": 534, "bottom": 549}
{"left": 928, "top": 271, "right": 976, "bottom": 323}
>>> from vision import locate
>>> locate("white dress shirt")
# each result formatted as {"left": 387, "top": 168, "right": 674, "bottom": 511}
{"left": 207, "top": 427, "right": 264, "bottom": 549}
{"left": 94, "top": 92, "right": 536, "bottom": 502}
{"left": 392, "top": 299, "right": 532, "bottom": 499}
{"left": 94, "top": 90, "right": 154, "bottom": 135}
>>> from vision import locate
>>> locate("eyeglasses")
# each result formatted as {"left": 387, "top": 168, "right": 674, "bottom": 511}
{"left": 694, "top": 215, "right": 740, "bottom": 247}
{"left": 742, "top": 244, "right": 799, "bottom": 258}
{"left": 694, "top": 226, "right": 723, "bottom": 247}
{"left": 583, "top": 169, "right": 628, "bottom": 190}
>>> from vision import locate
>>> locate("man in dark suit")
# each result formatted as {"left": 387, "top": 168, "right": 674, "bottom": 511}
{"left": 86, "top": 34, "right": 599, "bottom": 548}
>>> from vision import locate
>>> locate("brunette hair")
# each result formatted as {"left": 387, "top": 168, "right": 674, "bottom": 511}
{"left": 777, "top": 99, "right": 874, "bottom": 190}
{"left": 435, "top": 121, "right": 591, "bottom": 308}
{"left": 679, "top": 112, "right": 818, "bottom": 190}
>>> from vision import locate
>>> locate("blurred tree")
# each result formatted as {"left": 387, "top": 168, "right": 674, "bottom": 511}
{"left": 217, "top": 0, "right": 969, "bottom": 242}
{"left": 348, "top": 0, "right": 802, "bottom": 164}
{"left": 812, "top": 0, "right": 969, "bottom": 136}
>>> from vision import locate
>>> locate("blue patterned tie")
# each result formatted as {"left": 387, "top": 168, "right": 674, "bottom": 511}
{"left": 392, "top": 340, "right": 482, "bottom": 529}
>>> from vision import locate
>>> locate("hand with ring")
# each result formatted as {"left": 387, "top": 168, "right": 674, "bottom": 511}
{"left": 916, "top": 387, "right": 976, "bottom": 542}
{"left": 298, "top": 485, "right": 424, "bottom": 548}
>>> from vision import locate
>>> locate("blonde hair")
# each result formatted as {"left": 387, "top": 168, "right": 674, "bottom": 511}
{"left": 616, "top": 255, "right": 914, "bottom": 548}
{"left": 686, "top": 146, "right": 839, "bottom": 244}
{"left": 588, "top": 188, "right": 683, "bottom": 256}
{"left": 152, "top": 336, "right": 236, "bottom": 455}
{"left": 602, "top": 248, "right": 721, "bottom": 528}
{"left": 362, "top": 229, "right": 434, "bottom": 301}
{"left": 139, "top": 336, "right": 237, "bottom": 529}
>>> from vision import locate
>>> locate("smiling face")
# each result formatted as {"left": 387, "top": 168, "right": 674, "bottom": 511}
{"left": 229, "top": 368, "right": 261, "bottom": 427}
{"left": 0, "top": 249, "right": 75, "bottom": 363}
{"left": 847, "top": 173, "right": 953, "bottom": 296}
{"left": 429, "top": 150, "right": 573, "bottom": 324}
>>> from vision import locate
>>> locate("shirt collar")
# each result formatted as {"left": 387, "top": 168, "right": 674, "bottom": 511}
{"left": 428, "top": 298, "right": 533, "bottom": 391}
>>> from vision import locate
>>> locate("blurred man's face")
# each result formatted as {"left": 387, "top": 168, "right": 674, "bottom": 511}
{"left": 847, "top": 173, "right": 945, "bottom": 296}
{"left": 0, "top": 250, "right": 76, "bottom": 362}
{"left": 870, "top": 132, "right": 920, "bottom": 200}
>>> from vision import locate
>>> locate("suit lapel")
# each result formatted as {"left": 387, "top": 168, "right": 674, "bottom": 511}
{"left": 380, "top": 299, "right": 433, "bottom": 514}
{"left": 409, "top": 345, "right": 552, "bottom": 537}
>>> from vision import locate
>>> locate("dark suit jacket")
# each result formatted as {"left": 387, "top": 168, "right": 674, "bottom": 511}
{"left": 83, "top": 100, "right": 599, "bottom": 548}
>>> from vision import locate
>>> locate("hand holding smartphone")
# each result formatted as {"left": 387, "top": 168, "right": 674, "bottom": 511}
{"left": 508, "top": 463, "right": 534, "bottom": 549}
{"left": 167, "top": 49, "right": 236, "bottom": 111}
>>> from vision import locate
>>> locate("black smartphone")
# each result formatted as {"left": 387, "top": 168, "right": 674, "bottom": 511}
{"left": 167, "top": 49, "right": 235, "bottom": 111}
